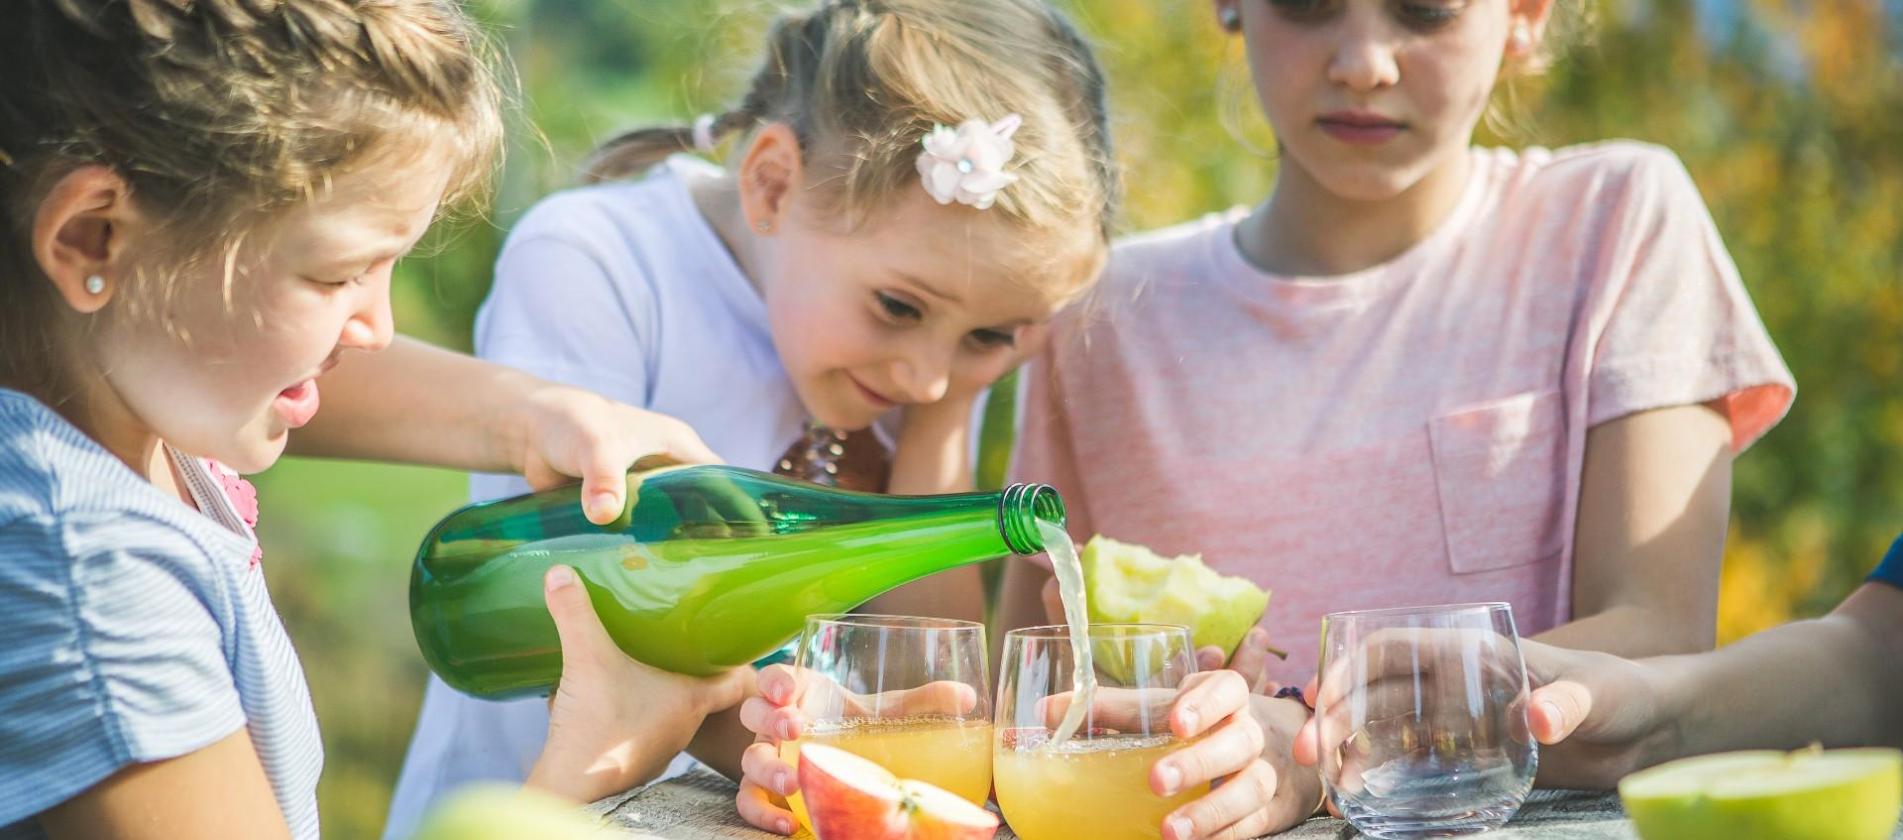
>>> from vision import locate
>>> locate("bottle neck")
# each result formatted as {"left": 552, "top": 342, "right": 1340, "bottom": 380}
{"left": 998, "top": 483, "right": 1066, "bottom": 555}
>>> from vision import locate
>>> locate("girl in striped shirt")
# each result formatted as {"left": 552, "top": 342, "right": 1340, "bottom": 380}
{"left": 0, "top": 3, "right": 747, "bottom": 837}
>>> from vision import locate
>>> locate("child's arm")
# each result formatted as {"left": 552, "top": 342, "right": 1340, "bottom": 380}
{"left": 1292, "top": 581, "right": 1903, "bottom": 792}
{"left": 1534, "top": 402, "right": 1735, "bottom": 657}
{"left": 862, "top": 398, "right": 989, "bottom": 623}
{"left": 37, "top": 729, "right": 292, "bottom": 840}
{"left": 292, "top": 336, "right": 719, "bottom": 522}
{"left": 1484, "top": 579, "right": 1899, "bottom": 791}
{"left": 527, "top": 565, "right": 753, "bottom": 804}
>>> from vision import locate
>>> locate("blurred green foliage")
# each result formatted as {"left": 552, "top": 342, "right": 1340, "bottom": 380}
{"left": 250, "top": 1, "right": 1902, "bottom": 835}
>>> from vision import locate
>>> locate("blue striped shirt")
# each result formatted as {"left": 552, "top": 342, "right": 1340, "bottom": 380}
{"left": 0, "top": 390, "right": 321, "bottom": 838}
{"left": 1870, "top": 533, "right": 1903, "bottom": 590}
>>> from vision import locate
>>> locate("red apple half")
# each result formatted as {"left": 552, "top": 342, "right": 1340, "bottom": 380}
{"left": 798, "top": 743, "right": 999, "bottom": 840}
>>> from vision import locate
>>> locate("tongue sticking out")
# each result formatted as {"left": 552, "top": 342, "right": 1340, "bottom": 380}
{"left": 274, "top": 380, "right": 321, "bottom": 428}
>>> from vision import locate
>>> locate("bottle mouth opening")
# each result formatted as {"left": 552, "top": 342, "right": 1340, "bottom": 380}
{"left": 999, "top": 483, "right": 1066, "bottom": 555}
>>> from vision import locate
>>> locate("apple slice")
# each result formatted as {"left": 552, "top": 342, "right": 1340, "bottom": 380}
{"left": 798, "top": 743, "right": 999, "bottom": 840}
{"left": 1619, "top": 747, "right": 1902, "bottom": 840}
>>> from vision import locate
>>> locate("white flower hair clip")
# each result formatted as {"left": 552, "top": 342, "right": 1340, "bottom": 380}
{"left": 916, "top": 114, "right": 1022, "bottom": 210}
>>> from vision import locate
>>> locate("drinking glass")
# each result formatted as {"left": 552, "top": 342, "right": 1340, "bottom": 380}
{"left": 993, "top": 624, "right": 1204, "bottom": 840}
{"left": 1313, "top": 603, "right": 1537, "bottom": 839}
{"left": 777, "top": 614, "right": 991, "bottom": 832}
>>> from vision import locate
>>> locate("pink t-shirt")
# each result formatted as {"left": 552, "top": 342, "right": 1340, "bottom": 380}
{"left": 1013, "top": 142, "right": 1795, "bottom": 682}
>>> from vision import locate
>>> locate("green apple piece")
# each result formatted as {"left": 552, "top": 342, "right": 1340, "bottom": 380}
{"left": 1619, "top": 747, "right": 1902, "bottom": 840}
{"left": 1080, "top": 535, "right": 1270, "bottom": 659}
{"left": 410, "top": 784, "right": 612, "bottom": 840}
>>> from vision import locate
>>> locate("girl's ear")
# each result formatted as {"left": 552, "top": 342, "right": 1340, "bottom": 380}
{"left": 1506, "top": 0, "right": 1558, "bottom": 63}
{"left": 736, "top": 122, "right": 805, "bottom": 236}
{"left": 33, "top": 166, "right": 144, "bottom": 314}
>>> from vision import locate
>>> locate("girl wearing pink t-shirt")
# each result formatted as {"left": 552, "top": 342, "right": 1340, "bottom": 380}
{"left": 999, "top": 2, "right": 1793, "bottom": 833}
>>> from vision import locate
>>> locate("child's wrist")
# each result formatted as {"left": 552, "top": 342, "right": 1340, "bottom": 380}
{"left": 493, "top": 377, "right": 556, "bottom": 475}
{"left": 523, "top": 759, "right": 588, "bottom": 805}
{"left": 900, "top": 394, "right": 978, "bottom": 429}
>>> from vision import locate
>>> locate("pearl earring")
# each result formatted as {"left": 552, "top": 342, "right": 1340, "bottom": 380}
{"left": 1509, "top": 22, "right": 1532, "bottom": 52}
{"left": 84, "top": 275, "right": 105, "bottom": 295}
{"left": 1218, "top": 5, "right": 1240, "bottom": 32}
{"left": 756, "top": 220, "right": 772, "bottom": 233}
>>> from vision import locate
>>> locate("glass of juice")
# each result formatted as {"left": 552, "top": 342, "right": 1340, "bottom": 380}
{"left": 1313, "top": 603, "right": 1537, "bottom": 839}
{"left": 778, "top": 614, "right": 992, "bottom": 833}
{"left": 993, "top": 624, "right": 1206, "bottom": 840}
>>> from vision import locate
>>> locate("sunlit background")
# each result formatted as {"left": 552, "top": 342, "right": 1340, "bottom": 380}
{"left": 248, "top": 1, "right": 1903, "bottom": 835}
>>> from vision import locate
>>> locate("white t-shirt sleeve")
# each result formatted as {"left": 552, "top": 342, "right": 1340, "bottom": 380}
{"left": 468, "top": 204, "right": 663, "bottom": 505}
{"left": 475, "top": 232, "right": 657, "bottom": 407}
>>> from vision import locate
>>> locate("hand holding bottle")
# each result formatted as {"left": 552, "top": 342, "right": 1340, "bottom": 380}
{"left": 505, "top": 382, "right": 723, "bottom": 524}
{"left": 525, "top": 565, "right": 753, "bottom": 804}
{"left": 734, "top": 664, "right": 981, "bottom": 834}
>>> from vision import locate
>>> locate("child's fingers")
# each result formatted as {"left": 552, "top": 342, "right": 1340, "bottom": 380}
{"left": 738, "top": 697, "right": 775, "bottom": 737}
{"left": 1152, "top": 709, "right": 1265, "bottom": 796}
{"left": 1195, "top": 646, "right": 1225, "bottom": 672}
{"left": 736, "top": 775, "right": 796, "bottom": 835}
{"left": 739, "top": 697, "right": 806, "bottom": 742}
{"left": 1037, "top": 686, "right": 1175, "bottom": 730}
{"left": 1291, "top": 715, "right": 1321, "bottom": 767}
{"left": 542, "top": 565, "right": 617, "bottom": 669}
{"left": 577, "top": 446, "right": 632, "bottom": 525}
{"left": 1161, "top": 759, "right": 1279, "bottom": 840}
{"left": 1171, "top": 670, "right": 1249, "bottom": 740}
{"left": 654, "top": 416, "right": 723, "bottom": 466}
{"left": 755, "top": 665, "right": 802, "bottom": 706}
{"left": 741, "top": 741, "right": 799, "bottom": 797}
{"left": 1227, "top": 629, "right": 1274, "bottom": 693}
{"left": 886, "top": 680, "right": 979, "bottom": 718}
{"left": 1529, "top": 680, "right": 1593, "bottom": 744}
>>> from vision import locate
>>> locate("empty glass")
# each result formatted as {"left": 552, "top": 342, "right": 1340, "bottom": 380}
{"left": 1313, "top": 603, "right": 1537, "bottom": 839}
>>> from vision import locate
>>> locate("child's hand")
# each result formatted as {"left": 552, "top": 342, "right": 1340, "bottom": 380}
{"left": 1193, "top": 627, "right": 1285, "bottom": 695}
{"left": 526, "top": 565, "right": 753, "bottom": 804}
{"left": 507, "top": 383, "right": 722, "bottom": 524}
{"left": 1144, "top": 670, "right": 1319, "bottom": 840}
{"left": 732, "top": 665, "right": 824, "bottom": 835}
{"left": 733, "top": 665, "right": 981, "bottom": 834}
{"left": 1292, "top": 631, "right": 1661, "bottom": 793}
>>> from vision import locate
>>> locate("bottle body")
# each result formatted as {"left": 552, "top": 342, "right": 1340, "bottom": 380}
{"left": 410, "top": 465, "right": 1062, "bottom": 699}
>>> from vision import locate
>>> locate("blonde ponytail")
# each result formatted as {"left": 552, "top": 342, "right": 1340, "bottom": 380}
{"left": 582, "top": 109, "right": 756, "bottom": 184}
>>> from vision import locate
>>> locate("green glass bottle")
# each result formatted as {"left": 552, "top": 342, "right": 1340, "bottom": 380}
{"left": 410, "top": 464, "right": 1065, "bottom": 700}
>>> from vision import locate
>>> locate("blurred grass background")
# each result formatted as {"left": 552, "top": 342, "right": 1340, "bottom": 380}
{"left": 249, "top": 1, "right": 1903, "bottom": 835}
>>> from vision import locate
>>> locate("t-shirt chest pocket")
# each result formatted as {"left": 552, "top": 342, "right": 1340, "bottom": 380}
{"left": 1427, "top": 390, "right": 1569, "bottom": 574}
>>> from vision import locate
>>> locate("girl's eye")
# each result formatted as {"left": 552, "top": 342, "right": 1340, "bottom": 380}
{"left": 967, "top": 328, "right": 1017, "bottom": 350}
{"left": 875, "top": 292, "right": 922, "bottom": 322}
{"left": 307, "top": 274, "right": 364, "bottom": 289}
{"left": 1397, "top": 1, "right": 1463, "bottom": 28}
